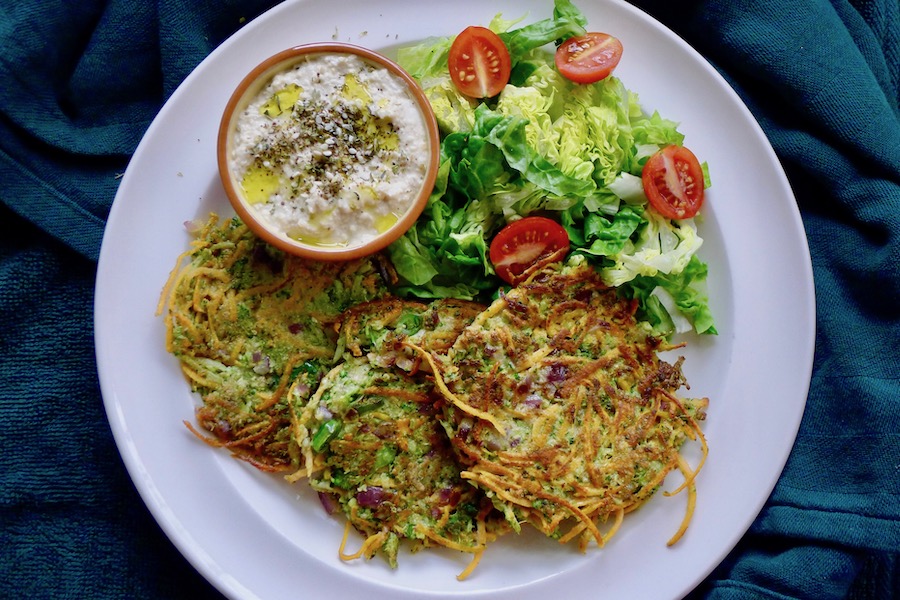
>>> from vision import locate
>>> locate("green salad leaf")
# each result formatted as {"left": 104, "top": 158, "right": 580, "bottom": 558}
{"left": 495, "top": 0, "right": 587, "bottom": 59}
{"left": 390, "top": 0, "right": 716, "bottom": 336}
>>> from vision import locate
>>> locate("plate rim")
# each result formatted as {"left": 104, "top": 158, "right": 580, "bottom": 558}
{"left": 94, "top": 0, "right": 815, "bottom": 598}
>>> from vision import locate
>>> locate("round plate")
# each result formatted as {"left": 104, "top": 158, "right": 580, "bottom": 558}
{"left": 94, "top": 1, "right": 815, "bottom": 598}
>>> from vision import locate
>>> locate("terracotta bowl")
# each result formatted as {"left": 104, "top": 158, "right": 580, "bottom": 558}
{"left": 217, "top": 42, "right": 439, "bottom": 261}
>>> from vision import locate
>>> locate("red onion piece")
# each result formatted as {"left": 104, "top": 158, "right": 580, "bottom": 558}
{"left": 356, "top": 486, "right": 385, "bottom": 508}
{"left": 438, "top": 486, "right": 462, "bottom": 507}
{"left": 523, "top": 394, "right": 542, "bottom": 409}
{"left": 547, "top": 363, "right": 568, "bottom": 383}
{"left": 318, "top": 492, "right": 338, "bottom": 515}
{"left": 183, "top": 219, "right": 204, "bottom": 235}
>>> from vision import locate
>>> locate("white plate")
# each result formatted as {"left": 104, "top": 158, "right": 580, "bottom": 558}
{"left": 94, "top": 0, "right": 815, "bottom": 598}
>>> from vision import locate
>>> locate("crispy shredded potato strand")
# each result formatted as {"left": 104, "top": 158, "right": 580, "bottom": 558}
{"left": 405, "top": 342, "right": 507, "bottom": 436}
{"left": 666, "top": 454, "right": 704, "bottom": 546}
{"left": 339, "top": 521, "right": 386, "bottom": 561}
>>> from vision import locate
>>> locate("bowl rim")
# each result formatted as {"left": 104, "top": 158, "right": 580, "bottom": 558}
{"left": 216, "top": 42, "right": 440, "bottom": 261}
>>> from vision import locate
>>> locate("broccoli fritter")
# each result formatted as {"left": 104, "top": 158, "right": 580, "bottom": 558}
{"left": 432, "top": 257, "right": 708, "bottom": 549}
{"left": 160, "top": 214, "right": 395, "bottom": 471}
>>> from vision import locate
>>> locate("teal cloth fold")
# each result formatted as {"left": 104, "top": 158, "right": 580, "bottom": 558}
{"left": 1, "top": 0, "right": 897, "bottom": 598}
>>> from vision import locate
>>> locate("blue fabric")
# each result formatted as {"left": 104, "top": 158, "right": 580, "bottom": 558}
{"left": 1, "top": 0, "right": 897, "bottom": 598}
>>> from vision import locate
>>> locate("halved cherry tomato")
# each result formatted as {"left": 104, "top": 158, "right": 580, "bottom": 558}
{"left": 489, "top": 216, "right": 570, "bottom": 285}
{"left": 555, "top": 32, "right": 623, "bottom": 84}
{"left": 448, "top": 26, "right": 511, "bottom": 99}
{"left": 641, "top": 145, "right": 705, "bottom": 220}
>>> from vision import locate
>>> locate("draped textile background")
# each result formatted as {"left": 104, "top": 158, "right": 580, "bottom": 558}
{"left": 1, "top": 1, "right": 897, "bottom": 597}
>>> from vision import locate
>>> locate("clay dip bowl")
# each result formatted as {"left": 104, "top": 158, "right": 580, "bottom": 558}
{"left": 217, "top": 42, "right": 440, "bottom": 261}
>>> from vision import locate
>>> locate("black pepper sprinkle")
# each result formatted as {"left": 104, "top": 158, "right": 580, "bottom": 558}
{"left": 248, "top": 90, "right": 402, "bottom": 204}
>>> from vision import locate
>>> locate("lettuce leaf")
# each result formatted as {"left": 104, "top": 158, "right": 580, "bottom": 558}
{"left": 388, "top": 0, "right": 716, "bottom": 335}
{"left": 600, "top": 211, "right": 703, "bottom": 286}
{"left": 388, "top": 160, "right": 497, "bottom": 299}
{"left": 496, "top": 0, "right": 587, "bottom": 60}
{"left": 624, "top": 255, "right": 717, "bottom": 336}
{"left": 581, "top": 204, "right": 645, "bottom": 256}
{"left": 396, "top": 36, "right": 453, "bottom": 79}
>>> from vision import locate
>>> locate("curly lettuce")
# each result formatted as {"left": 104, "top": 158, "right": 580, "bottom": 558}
{"left": 390, "top": 0, "right": 715, "bottom": 336}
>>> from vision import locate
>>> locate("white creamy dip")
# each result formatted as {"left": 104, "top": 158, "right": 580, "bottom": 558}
{"left": 229, "top": 53, "right": 430, "bottom": 248}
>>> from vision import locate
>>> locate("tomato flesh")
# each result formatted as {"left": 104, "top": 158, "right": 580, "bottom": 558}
{"left": 448, "top": 26, "right": 511, "bottom": 98}
{"left": 555, "top": 32, "right": 623, "bottom": 84}
{"left": 641, "top": 145, "right": 705, "bottom": 220}
{"left": 489, "top": 216, "right": 570, "bottom": 285}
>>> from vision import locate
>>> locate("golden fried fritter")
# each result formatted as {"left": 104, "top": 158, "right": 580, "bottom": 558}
{"left": 294, "top": 297, "right": 506, "bottom": 575}
{"left": 159, "top": 214, "right": 394, "bottom": 471}
{"left": 430, "top": 257, "right": 708, "bottom": 549}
